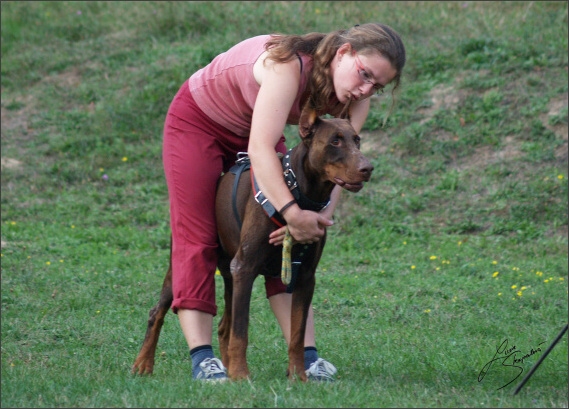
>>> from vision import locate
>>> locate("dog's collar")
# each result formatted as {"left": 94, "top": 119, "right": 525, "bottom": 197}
{"left": 245, "top": 150, "right": 331, "bottom": 228}
{"left": 282, "top": 149, "right": 331, "bottom": 213}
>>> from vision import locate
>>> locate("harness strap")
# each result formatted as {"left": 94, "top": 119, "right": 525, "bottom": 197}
{"left": 285, "top": 242, "right": 315, "bottom": 294}
{"left": 282, "top": 150, "right": 330, "bottom": 212}
{"left": 230, "top": 150, "right": 331, "bottom": 228}
{"left": 250, "top": 168, "right": 286, "bottom": 227}
{"left": 228, "top": 152, "right": 251, "bottom": 230}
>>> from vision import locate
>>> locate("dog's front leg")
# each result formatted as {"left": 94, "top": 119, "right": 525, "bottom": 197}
{"left": 287, "top": 272, "right": 315, "bottom": 381}
{"left": 227, "top": 257, "right": 255, "bottom": 380}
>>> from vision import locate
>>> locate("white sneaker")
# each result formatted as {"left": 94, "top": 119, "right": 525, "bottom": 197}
{"left": 305, "top": 358, "right": 337, "bottom": 381}
{"left": 195, "top": 357, "right": 228, "bottom": 382}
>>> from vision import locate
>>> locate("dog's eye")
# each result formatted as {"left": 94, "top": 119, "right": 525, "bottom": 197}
{"left": 331, "top": 137, "right": 342, "bottom": 147}
{"left": 354, "top": 135, "right": 361, "bottom": 148}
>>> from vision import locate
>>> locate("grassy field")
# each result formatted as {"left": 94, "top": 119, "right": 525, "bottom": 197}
{"left": 1, "top": 1, "right": 568, "bottom": 407}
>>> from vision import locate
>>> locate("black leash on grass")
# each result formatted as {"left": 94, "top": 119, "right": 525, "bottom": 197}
{"left": 513, "top": 323, "right": 568, "bottom": 395}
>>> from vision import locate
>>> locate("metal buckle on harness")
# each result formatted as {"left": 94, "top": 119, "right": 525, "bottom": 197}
{"left": 283, "top": 168, "right": 298, "bottom": 190}
{"left": 236, "top": 152, "right": 249, "bottom": 165}
{"left": 254, "top": 190, "right": 268, "bottom": 205}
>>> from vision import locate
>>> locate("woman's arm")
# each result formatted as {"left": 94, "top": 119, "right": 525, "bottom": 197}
{"left": 265, "top": 85, "right": 375, "bottom": 245}
{"left": 349, "top": 97, "right": 371, "bottom": 133}
{"left": 249, "top": 56, "right": 333, "bottom": 244}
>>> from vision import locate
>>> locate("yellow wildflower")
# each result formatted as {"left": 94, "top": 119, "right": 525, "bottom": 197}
{"left": 511, "top": 285, "right": 517, "bottom": 289}
{"left": 492, "top": 272, "right": 499, "bottom": 278}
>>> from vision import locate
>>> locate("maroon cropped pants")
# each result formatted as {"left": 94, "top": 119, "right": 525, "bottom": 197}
{"left": 163, "top": 80, "right": 287, "bottom": 316}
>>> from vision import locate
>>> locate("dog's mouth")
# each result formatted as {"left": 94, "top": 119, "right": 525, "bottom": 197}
{"left": 334, "top": 177, "right": 365, "bottom": 192}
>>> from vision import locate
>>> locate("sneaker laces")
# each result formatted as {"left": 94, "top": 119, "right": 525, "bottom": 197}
{"left": 196, "top": 357, "right": 227, "bottom": 381}
{"left": 305, "top": 358, "right": 337, "bottom": 381}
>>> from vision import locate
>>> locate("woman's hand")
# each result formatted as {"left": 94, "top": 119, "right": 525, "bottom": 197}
{"left": 269, "top": 226, "right": 288, "bottom": 246}
{"left": 268, "top": 206, "right": 333, "bottom": 246}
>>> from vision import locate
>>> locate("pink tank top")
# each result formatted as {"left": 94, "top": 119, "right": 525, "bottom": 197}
{"left": 188, "top": 35, "right": 312, "bottom": 137}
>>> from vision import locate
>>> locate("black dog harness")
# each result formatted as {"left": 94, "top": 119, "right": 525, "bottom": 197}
{"left": 228, "top": 151, "right": 331, "bottom": 293}
{"left": 281, "top": 150, "right": 331, "bottom": 214}
{"left": 228, "top": 150, "right": 331, "bottom": 229}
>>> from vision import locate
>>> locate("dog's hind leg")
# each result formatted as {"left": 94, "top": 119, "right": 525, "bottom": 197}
{"left": 132, "top": 245, "right": 174, "bottom": 375}
{"left": 226, "top": 257, "right": 256, "bottom": 380}
{"left": 217, "top": 255, "right": 233, "bottom": 369}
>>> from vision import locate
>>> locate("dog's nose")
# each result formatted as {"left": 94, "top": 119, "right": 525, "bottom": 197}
{"left": 359, "top": 162, "right": 374, "bottom": 179}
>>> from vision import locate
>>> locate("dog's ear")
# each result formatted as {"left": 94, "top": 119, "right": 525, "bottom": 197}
{"left": 299, "top": 105, "right": 320, "bottom": 139}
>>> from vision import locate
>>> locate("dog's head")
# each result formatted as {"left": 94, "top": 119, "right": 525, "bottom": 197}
{"left": 298, "top": 106, "right": 373, "bottom": 193}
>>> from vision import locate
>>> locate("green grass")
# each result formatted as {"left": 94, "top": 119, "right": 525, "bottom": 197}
{"left": 1, "top": 1, "right": 567, "bottom": 407}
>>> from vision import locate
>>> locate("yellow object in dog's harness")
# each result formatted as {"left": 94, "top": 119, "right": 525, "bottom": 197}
{"left": 281, "top": 227, "right": 293, "bottom": 285}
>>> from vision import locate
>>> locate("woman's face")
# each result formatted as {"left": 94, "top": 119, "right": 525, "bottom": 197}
{"left": 332, "top": 44, "right": 397, "bottom": 104}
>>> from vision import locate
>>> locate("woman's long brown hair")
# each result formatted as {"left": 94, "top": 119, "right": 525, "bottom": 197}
{"left": 264, "top": 23, "right": 406, "bottom": 116}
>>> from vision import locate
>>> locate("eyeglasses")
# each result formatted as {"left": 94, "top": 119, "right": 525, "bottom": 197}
{"left": 353, "top": 53, "right": 385, "bottom": 94}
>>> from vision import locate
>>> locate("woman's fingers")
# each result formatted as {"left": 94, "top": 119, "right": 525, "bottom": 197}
{"left": 269, "top": 226, "right": 287, "bottom": 245}
{"left": 268, "top": 211, "right": 334, "bottom": 246}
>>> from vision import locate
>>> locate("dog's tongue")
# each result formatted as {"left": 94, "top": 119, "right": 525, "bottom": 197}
{"left": 334, "top": 178, "right": 364, "bottom": 192}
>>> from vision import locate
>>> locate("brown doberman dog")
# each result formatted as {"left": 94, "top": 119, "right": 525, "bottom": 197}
{"left": 131, "top": 106, "right": 373, "bottom": 381}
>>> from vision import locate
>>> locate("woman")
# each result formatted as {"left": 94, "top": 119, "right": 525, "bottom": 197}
{"left": 162, "top": 23, "right": 406, "bottom": 382}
